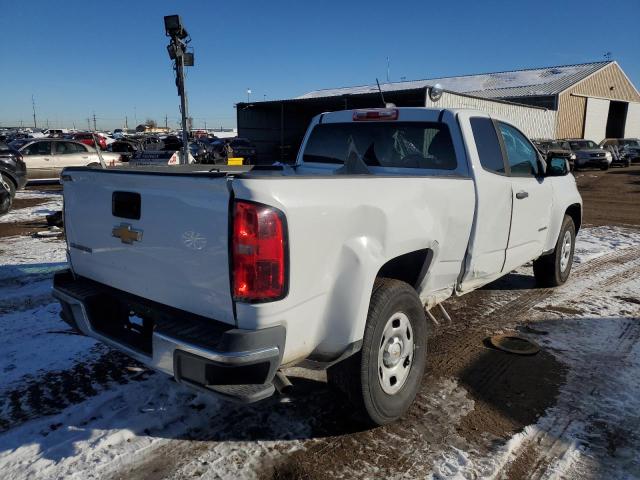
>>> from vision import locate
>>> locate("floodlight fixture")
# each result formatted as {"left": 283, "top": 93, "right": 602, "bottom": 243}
{"left": 164, "top": 15, "right": 188, "bottom": 39}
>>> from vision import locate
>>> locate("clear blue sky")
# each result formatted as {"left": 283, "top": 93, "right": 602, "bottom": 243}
{"left": 1, "top": 0, "right": 638, "bottom": 130}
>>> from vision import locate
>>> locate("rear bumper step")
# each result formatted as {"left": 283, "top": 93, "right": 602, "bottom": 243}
{"left": 53, "top": 270, "right": 284, "bottom": 403}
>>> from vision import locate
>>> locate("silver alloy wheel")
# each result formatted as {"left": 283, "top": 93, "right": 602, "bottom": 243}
{"left": 377, "top": 312, "right": 414, "bottom": 395}
{"left": 560, "top": 230, "right": 572, "bottom": 272}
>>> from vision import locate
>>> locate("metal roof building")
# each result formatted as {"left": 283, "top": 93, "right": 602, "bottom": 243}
{"left": 237, "top": 61, "right": 640, "bottom": 163}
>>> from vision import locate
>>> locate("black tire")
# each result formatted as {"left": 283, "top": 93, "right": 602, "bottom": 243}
{"left": 600, "top": 164, "right": 609, "bottom": 171}
{"left": 327, "top": 278, "right": 428, "bottom": 426}
{"left": 533, "top": 215, "right": 576, "bottom": 287}
{"left": 0, "top": 173, "right": 16, "bottom": 198}
{"left": 0, "top": 179, "right": 12, "bottom": 216}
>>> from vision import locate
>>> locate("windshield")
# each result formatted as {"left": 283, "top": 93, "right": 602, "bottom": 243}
{"left": 569, "top": 140, "right": 598, "bottom": 150}
{"left": 620, "top": 139, "right": 640, "bottom": 147}
{"left": 303, "top": 122, "right": 456, "bottom": 170}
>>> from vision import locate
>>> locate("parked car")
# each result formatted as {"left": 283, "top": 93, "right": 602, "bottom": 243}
{"left": 600, "top": 138, "right": 640, "bottom": 164}
{"left": 10, "top": 138, "right": 122, "bottom": 181}
{"left": 225, "top": 137, "right": 257, "bottom": 164}
{"left": 559, "top": 139, "right": 611, "bottom": 171}
{"left": 0, "top": 142, "right": 27, "bottom": 213}
{"left": 533, "top": 139, "right": 576, "bottom": 171}
{"left": 44, "top": 129, "right": 69, "bottom": 138}
{"left": 54, "top": 107, "right": 582, "bottom": 426}
{"left": 108, "top": 139, "right": 143, "bottom": 162}
{"left": 73, "top": 132, "right": 107, "bottom": 150}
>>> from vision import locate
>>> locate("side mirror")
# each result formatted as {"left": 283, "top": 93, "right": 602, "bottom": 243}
{"left": 547, "top": 157, "right": 570, "bottom": 176}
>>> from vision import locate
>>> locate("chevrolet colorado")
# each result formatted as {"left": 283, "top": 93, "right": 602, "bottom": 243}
{"left": 53, "top": 107, "right": 582, "bottom": 425}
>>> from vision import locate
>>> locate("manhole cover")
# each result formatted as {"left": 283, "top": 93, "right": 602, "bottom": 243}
{"left": 488, "top": 335, "right": 540, "bottom": 355}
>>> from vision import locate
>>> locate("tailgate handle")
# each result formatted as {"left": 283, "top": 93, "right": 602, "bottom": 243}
{"left": 112, "top": 191, "right": 141, "bottom": 220}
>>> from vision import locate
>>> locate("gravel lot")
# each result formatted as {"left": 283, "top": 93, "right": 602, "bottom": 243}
{"left": 0, "top": 166, "right": 638, "bottom": 479}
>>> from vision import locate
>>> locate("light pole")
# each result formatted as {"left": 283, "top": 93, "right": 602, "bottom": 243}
{"left": 164, "top": 15, "right": 194, "bottom": 164}
{"left": 247, "top": 88, "right": 251, "bottom": 103}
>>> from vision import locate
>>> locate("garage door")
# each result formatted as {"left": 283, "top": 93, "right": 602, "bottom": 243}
{"left": 583, "top": 97, "right": 609, "bottom": 142}
{"left": 625, "top": 103, "right": 640, "bottom": 137}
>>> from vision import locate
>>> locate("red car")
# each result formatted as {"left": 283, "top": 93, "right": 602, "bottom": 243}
{"left": 73, "top": 133, "right": 107, "bottom": 150}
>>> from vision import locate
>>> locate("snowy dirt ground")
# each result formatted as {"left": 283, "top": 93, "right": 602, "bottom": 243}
{"left": 0, "top": 189, "right": 639, "bottom": 480}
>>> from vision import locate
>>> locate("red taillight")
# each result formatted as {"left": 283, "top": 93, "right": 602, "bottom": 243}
{"left": 232, "top": 200, "right": 287, "bottom": 302}
{"left": 352, "top": 109, "right": 399, "bottom": 121}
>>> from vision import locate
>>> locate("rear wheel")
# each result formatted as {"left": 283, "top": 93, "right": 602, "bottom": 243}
{"left": 533, "top": 215, "right": 576, "bottom": 287}
{"left": 327, "top": 278, "right": 428, "bottom": 425}
{"left": 600, "top": 163, "right": 610, "bottom": 171}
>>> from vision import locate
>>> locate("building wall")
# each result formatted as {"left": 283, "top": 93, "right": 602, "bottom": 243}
{"left": 425, "top": 90, "right": 556, "bottom": 139}
{"left": 556, "top": 63, "right": 640, "bottom": 138}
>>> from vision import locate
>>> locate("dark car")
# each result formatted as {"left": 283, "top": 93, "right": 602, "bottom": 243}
{"left": 108, "top": 138, "right": 143, "bottom": 161}
{"left": 225, "top": 138, "right": 257, "bottom": 164}
{"left": 533, "top": 139, "right": 576, "bottom": 171}
{"left": 0, "top": 142, "right": 27, "bottom": 214}
{"left": 558, "top": 139, "right": 612, "bottom": 171}
{"left": 600, "top": 138, "right": 640, "bottom": 164}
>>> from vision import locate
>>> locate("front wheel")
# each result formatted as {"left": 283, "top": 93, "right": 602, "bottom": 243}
{"left": 327, "top": 278, "right": 428, "bottom": 426}
{"left": 0, "top": 178, "right": 12, "bottom": 216}
{"left": 600, "top": 164, "right": 610, "bottom": 171}
{"left": 1, "top": 174, "right": 16, "bottom": 199}
{"left": 533, "top": 215, "right": 576, "bottom": 287}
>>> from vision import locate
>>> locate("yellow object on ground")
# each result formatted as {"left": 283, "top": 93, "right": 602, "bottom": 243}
{"left": 228, "top": 157, "right": 244, "bottom": 166}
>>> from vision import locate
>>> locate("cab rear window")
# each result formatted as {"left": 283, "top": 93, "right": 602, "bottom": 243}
{"left": 303, "top": 122, "right": 457, "bottom": 170}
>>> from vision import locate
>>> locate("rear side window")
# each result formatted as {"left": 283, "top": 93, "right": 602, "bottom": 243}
{"left": 470, "top": 117, "right": 505, "bottom": 174}
{"left": 303, "top": 122, "right": 456, "bottom": 170}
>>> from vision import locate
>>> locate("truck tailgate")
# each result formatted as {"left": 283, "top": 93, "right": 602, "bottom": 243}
{"left": 63, "top": 170, "right": 235, "bottom": 325}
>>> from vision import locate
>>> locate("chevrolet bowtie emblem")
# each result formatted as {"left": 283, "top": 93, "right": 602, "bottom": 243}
{"left": 112, "top": 223, "right": 143, "bottom": 244}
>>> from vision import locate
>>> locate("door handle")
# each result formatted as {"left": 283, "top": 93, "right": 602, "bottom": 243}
{"left": 516, "top": 191, "right": 529, "bottom": 199}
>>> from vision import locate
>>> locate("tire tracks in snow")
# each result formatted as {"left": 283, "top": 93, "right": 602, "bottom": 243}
{"left": 494, "top": 250, "right": 640, "bottom": 479}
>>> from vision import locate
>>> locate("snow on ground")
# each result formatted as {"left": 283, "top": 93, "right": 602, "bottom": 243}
{"left": 0, "top": 197, "right": 639, "bottom": 480}
{"left": 572, "top": 225, "right": 640, "bottom": 264}
{"left": 0, "top": 190, "right": 62, "bottom": 224}
{"left": 429, "top": 227, "right": 640, "bottom": 479}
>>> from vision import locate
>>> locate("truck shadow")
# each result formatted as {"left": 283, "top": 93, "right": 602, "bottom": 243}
{"left": 3, "top": 315, "right": 631, "bottom": 479}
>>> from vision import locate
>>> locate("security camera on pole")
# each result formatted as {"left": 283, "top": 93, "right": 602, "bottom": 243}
{"left": 164, "top": 15, "right": 194, "bottom": 165}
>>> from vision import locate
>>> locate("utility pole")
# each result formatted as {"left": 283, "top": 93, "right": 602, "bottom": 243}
{"left": 125, "top": 115, "right": 128, "bottom": 129}
{"left": 31, "top": 95, "right": 37, "bottom": 128}
{"left": 164, "top": 15, "right": 194, "bottom": 164}
{"left": 386, "top": 56, "right": 390, "bottom": 83}
{"left": 46, "top": 119, "right": 49, "bottom": 128}
{"left": 204, "top": 120, "right": 207, "bottom": 131}
{"left": 92, "top": 112, "right": 97, "bottom": 131}
{"left": 87, "top": 118, "right": 91, "bottom": 130}
{"left": 164, "top": 114, "right": 168, "bottom": 129}
{"left": 247, "top": 88, "right": 251, "bottom": 103}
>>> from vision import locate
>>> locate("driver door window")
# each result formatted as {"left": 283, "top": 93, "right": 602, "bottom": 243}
{"left": 497, "top": 123, "right": 538, "bottom": 176}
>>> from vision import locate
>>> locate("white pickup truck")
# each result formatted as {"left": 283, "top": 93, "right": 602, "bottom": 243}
{"left": 53, "top": 107, "right": 582, "bottom": 425}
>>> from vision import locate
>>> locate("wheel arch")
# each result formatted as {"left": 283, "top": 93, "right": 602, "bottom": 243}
{"left": 376, "top": 248, "right": 434, "bottom": 290}
{"left": 565, "top": 203, "right": 582, "bottom": 234}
